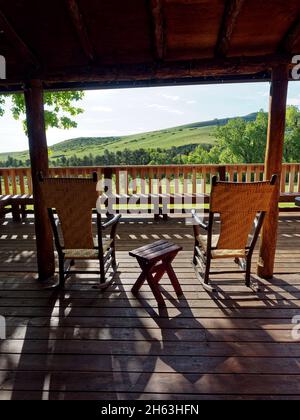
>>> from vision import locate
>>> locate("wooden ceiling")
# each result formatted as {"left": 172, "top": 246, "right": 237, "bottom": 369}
{"left": 0, "top": 0, "right": 299, "bottom": 91}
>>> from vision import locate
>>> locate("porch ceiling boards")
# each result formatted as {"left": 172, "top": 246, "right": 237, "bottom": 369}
{"left": 0, "top": 0, "right": 300, "bottom": 91}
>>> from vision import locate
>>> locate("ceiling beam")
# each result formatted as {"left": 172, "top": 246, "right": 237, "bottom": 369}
{"left": 66, "top": 0, "right": 95, "bottom": 62}
{"left": 0, "top": 54, "right": 293, "bottom": 92}
{"left": 45, "top": 54, "right": 292, "bottom": 84}
{"left": 280, "top": 15, "right": 300, "bottom": 54}
{"left": 149, "top": 0, "right": 165, "bottom": 61}
{"left": 215, "top": 0, "right": 246, "bottom": 57}
{"left": 0, "top": 9, "right": 39, "bottom": 68}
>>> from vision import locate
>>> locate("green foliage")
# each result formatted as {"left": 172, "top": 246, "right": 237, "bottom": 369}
{"left": 0, "top": 91, "right": 84, "bottom": 134}
{"left": 47, "top": 145, "right": 201, "bottom": 168}
{"left": 284, "top": 106, "right": 300, "bottom": 162}
{"left": 1, "top": 108, "right": 299, "bottom": 168}
{"left": 185, "top": 107, "right": 300, "bottom": 164}
{"left": 212, "top": 110, "right": 268, "bottom": 164}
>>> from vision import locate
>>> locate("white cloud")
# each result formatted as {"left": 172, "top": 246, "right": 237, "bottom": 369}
{"left": 91, "top": 106, "right": 113, "bottom": 112}
{"left": 288, "top": 98, "right": 300, "bottom": 106}
{"left": 258, "top": 91, "right": 269, "bottom": 98}
{"left": 147, "top": 104, "right": 184, "bottom": 115}
{"left": 186, "top": 100, "right": 197, "bottom": 105}
{"left": 160, "top": 94, "right": 180, "bottom": 101}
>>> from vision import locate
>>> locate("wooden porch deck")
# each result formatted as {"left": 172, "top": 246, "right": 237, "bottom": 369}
{"left": 0, "top": 213, "right": 300, "bottom": 400}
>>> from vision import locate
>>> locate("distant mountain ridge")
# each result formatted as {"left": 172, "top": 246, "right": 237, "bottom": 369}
{"left": 0, "top": 112, "right": 258, "bottom": 163}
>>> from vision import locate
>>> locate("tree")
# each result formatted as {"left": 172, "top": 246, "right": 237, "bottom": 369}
{"left": 183, "top": 146, "right": 211, "bottom": 164}
{"left": 0, "top": 91, "right": 85, "bottom": 133}
{"left": 212, "top": 110, "right": 268, "bottom": 164}
{"left": 284, "top": 106, "right": 300, "bottom": 162}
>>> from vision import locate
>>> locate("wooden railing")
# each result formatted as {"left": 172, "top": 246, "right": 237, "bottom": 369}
{"left": 0, "top": 163, "right": 300, "bottom": 198}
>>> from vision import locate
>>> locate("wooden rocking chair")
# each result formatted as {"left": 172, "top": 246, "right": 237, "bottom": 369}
{"left": 39, "top": 173, "right": 121, "bottom": 289}
{"left": 192, "top": 175, "right": 277, "bottom": 292}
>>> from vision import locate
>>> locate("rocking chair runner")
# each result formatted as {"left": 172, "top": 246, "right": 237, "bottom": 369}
{"left": 192, "top": 175, "right": 277, "bottom": 291}
{"left": 39, "top": 173, "right": 121, "bottom": 288}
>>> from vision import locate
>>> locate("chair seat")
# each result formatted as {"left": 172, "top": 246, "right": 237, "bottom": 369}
{"left": 64, "top": 238, "right": 112, "bottom": 260}
{"left": 197, "top": 234, "right": 246, "bottom": 259}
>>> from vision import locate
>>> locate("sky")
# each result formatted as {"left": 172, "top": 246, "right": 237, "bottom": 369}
{"left": 0, "top": 81, "right": 300, "bottom": 153}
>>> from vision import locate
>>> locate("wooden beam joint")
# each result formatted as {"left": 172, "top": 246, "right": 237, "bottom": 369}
{"left": 280, "top": 14, "right": 300, "bottom": 54}
{"left": 0, "top": 9, "right": 39, "bottom": 69}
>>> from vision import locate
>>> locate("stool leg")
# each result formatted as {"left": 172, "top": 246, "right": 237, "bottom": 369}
{"left": 139, "top": 259, "right": 166, "bottom": 307}
{"left": 146, "top": 272, "right": 166, "bottom": 307}
{"left": 166, "top": 263, "right": 183, "bottom": 297}
{"left": 132, "top": 271, "right": 147, "bottom": 295}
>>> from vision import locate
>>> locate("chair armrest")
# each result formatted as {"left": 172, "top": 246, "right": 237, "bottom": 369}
{"left": 253, "top": 216, "right": 259, "bottom": 229}
{"left": 102, "top": 214, "right": 121, "bottom": 230}
{"left": 191, "top": 209, "right": 209, "bottom": 231}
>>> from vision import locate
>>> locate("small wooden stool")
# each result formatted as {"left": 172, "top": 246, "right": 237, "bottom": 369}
{"left": 130, "top": 240, "right": 183, "bottom": 307}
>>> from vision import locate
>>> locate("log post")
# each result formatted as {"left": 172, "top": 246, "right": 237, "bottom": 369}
{"left": 24, "top": 80, "right": 55, "bottom": 280}
{"left": 257, "top": 65, "right": 289, "bottom": 279}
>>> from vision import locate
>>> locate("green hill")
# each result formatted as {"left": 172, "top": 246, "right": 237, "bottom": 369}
{"left": 0, "top": 112, "right": 258, "bottom": 164}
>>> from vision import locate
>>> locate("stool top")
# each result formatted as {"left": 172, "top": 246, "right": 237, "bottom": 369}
{"left": 296, "top": 197, "right": 300, "bottom": 207}
{"left": 129, "top": 240, "right": 182, "bottom": 263}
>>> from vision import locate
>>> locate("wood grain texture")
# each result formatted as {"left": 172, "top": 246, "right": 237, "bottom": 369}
{"left": 215, "top": 0, "right": 246, "bottom": 57}
{"left": 0, "top": 1, "right": 299, "bottom": 91}
{"left": 0, "top": 214, "right": 300, "bottom": 400}
{"left": 24, "top": 80, "right": 55, "bottom": 280}
{"left": 280, "top": 13, "right": 300, "bottom": 53}
{"left": 149, "top": 0, "right": 165, "bottom": 61}
{"left": 0, "top": 8, "right": 39, "bottom": 68}
{"left": 258, "top": 65, "right": 289, "bottom": 279}
{"left": 65, "top": 0, "right": 95, "bottom": 62}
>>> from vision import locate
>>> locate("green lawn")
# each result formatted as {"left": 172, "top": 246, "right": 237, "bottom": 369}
{"left": 0, "top": 112, "right": 261, "bottom": 164}
{"left": 49, "top": 125, "right": 216, "bottom": 160}
{"left": 0, "top": 124, "right": 216, "bottom": 164}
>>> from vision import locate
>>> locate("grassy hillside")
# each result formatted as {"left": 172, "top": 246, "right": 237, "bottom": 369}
{"left": 0, "top": 113, "right": 258, "bottom": 163}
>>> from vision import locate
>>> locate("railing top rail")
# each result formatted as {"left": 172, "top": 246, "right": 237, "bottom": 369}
{"left": 0, "top": 163, "right": 299, "bottom": 172}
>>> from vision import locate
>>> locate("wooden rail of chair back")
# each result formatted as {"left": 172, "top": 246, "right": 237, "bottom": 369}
{"left": 0, "top": 164, "right": 299, "bottom": 205}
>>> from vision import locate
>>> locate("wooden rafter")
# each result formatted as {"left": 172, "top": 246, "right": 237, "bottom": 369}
{"left": 216, "top": 0, "right": 246, "bottom": 58}
{"left": 149, "top": 0, "right": 165, "bottom": 61}
{"left": 0, "top": 9, "right": 39, "bottom": 68}
{"left": 66, "top": 0, "right": 95, "bottom": 62}
{"left": 280, "top": 14, "right": 300, "bottom": 54}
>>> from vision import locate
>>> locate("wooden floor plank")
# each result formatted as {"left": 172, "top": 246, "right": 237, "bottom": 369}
{"left": 0, "top": 354, "right": 300, "bottom": 375}
{"left": 3, "top": 326, "right": 298, "bottom": 343}
{"left": 1, "top": 371, "right": 300, "bottom": 396}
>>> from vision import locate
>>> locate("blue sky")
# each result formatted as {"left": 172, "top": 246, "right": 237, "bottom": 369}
{"left": 1, "top": 81, "right": 300, "bottom": 153}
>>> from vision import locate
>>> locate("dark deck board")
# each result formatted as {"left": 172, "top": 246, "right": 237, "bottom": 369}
{"left": 0, "top": 214, "right": 300, "bottom": 400}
